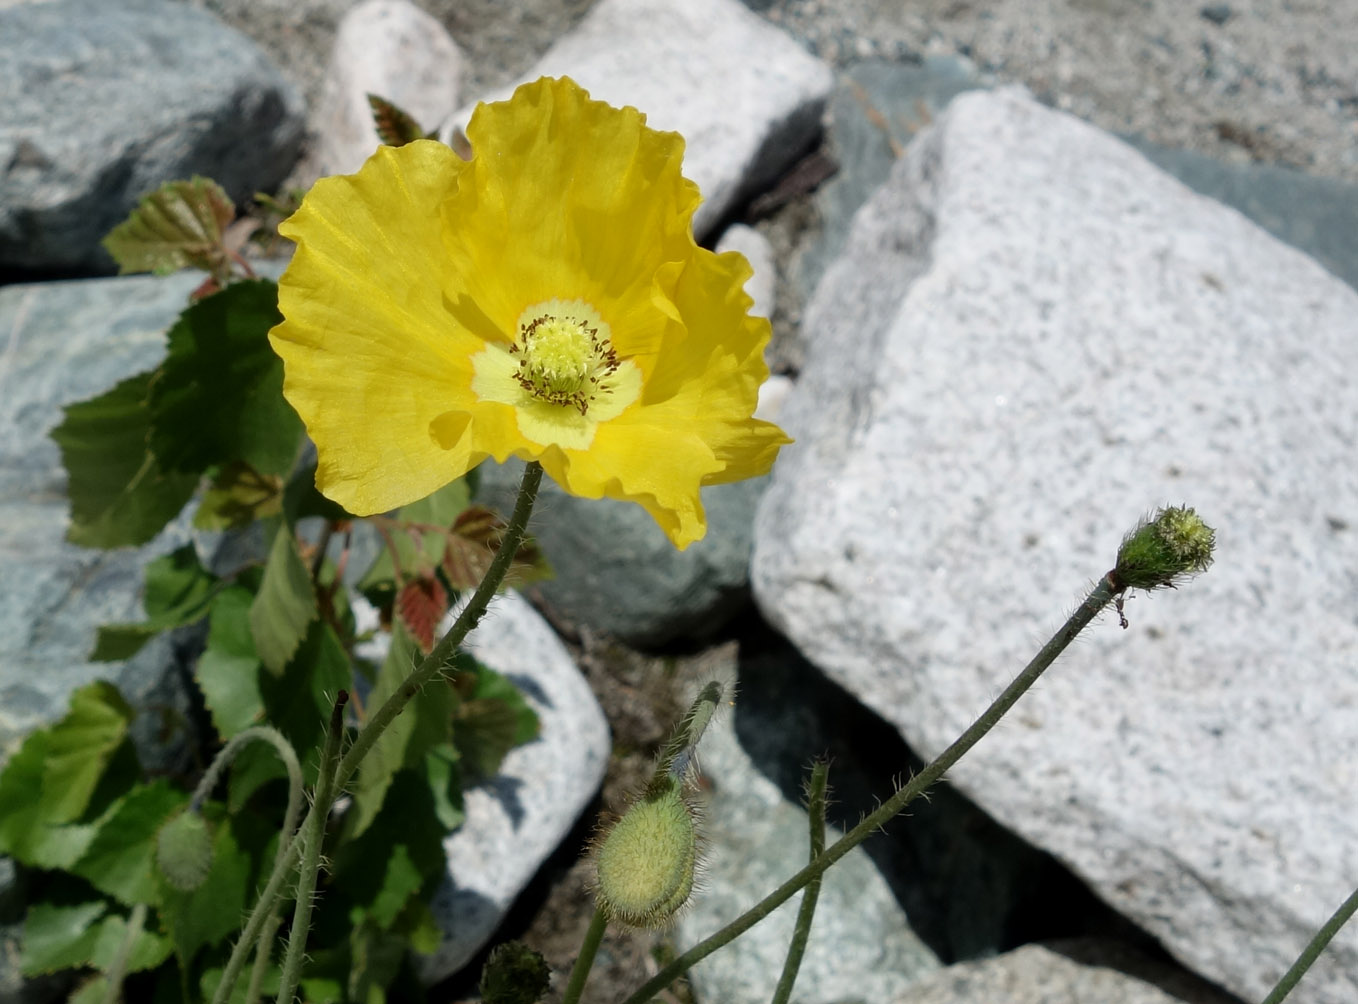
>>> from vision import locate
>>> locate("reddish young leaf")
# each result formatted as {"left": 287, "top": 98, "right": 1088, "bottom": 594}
{"left": 397, "top": 576, "right": 448, "bottom": 654}
{"left": 441, "top": 505, "right": 550, "bottom": 591}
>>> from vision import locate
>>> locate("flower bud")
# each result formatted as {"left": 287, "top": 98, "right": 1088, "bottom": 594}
{"left": 1115, "top": 505, "right": 1216, "bottom": 591}
{"left": 156, "top": 810, "right": 214, "bottom": 891}
{"left": 594, "top": 779, "right": 697, "bottom": 928}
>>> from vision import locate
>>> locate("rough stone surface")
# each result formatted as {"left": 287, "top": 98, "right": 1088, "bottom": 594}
{"left": 416, "top": 592, "right": 610, "bottom": 984}
{"left": 896, "top": 945, "right": 1185, "bottom": 1004}
{"left": 312, "top": 0, "right": 464, "bottom": 177}
{"left": 0, "top": 274, "right": 205, "bottom": 749}
{"left": 752, "top": 88, "right": 1358, "bottom": 1003}
{"left": 675, "top": 665, "right": 942, "bottom": 1004}
{"left": 477, "top": 460, "right": 765, "bottom": 649}
{"left": 0, "top": 0, "right": 305, "bottom": 274}
{"left": 445, "top": 0, "right": 835, "bottom": 238}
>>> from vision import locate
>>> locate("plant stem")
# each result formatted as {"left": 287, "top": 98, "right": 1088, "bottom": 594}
{"left": 98, "top": 902, "right": 146, "bottom": 1004}
{"left": 190, "top": 725, "right": 302, "bottom": 817}
{"left": 770, "top": 760, "right": 829, "bottom": 1004}
{"left": 211, "top": 462, "right": 544, "bottom": 1004}
{"left": 275, "top": 691, "right": 348, "bottom": 1004}
{"left": 561, "top": 908, "right": 609, "bottom": 1004}
{"left": 1259, "top": 882, "right": 1358, "bottom": 1004}
{"left": 620, "top": 573, "right": 1120, "bottom": 1004}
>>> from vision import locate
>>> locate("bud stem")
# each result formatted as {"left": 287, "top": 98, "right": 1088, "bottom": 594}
{"left": 620, "top": 573, "right": 1120, "bottom": 1004}
{"left": 561, "top": 907, "right": 609, "bottom": 1004}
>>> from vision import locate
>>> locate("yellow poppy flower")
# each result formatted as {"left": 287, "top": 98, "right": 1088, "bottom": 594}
{"left": 269, "top": 75, "right": 790, "bottom": 550}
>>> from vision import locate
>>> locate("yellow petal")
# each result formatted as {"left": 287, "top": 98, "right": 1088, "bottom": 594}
{"left": 269, "top": 140, "right": 493, "bottom": 514}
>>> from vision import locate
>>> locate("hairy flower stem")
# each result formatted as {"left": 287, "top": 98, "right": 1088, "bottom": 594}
{"left": 620, "top": 574, "right": 1120, "bottom": 1004}
{"left": 561, "top": 907, "right": 609, "bottom": 1004}
{"left": 771, "top": 760, "right": 829, "bottom": 1004}
{"left": 212, "top": 462, "right": 544, "bottom": 1004}
{"left": 1259, "top": 882, "right": 1358, "bottom": 1004}
{"left": 98, "top": 902, "right": 146, "bottom": 1004}
{"left": 276, "top": 691, "right": 349, "bottom": 1004}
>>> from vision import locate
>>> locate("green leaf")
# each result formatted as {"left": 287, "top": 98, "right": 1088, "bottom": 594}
{"left": 40, "top": 681, "right": 135, "bottom": 824}
{"left": 193, "top": 461, "right": 285, "bottom": 530}
{"left": 333, "top": 771, "right": 447, "bottom": 933}
{"left": 160, "top": 808, "right": 265, "bottom": 962}
{"left": 92, "top": 544, "right": 219, "bottom": 661}
{"left": 72, "top": 780, "right": 188, "bottom": 906}
{"left": 20, "top": 900, "right": 172, "bottom": 976}
{"left": 421, "top": 744, "right": 464, "bottom": 832}
{"left": 450, "top": 653, "right": 540, "bottom": 778}
{"left": 51, "top": 370, "right": 199, "bottom": 549}
{"left": 348, "top": 624, "right": 451, "bottom": 839}
{"left": 102, "top": 176, "right": 235, "bottom": 276}
{"left": 249, "top": 525, "right": 316, "bottom": 674}
{"left": 148, "top": 280, "right": 302, "bottom": 477}
{"left": 196, "top": 585, "right": 265, "bottom": 738}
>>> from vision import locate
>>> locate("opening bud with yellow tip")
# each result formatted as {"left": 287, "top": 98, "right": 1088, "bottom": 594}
{"left": 1114, "top": 505, "right": 1216, "bottom": 591}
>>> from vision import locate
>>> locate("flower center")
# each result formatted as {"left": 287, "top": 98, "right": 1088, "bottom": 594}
{"left": 511, "top": 300, "right": 620, "bottom": 414}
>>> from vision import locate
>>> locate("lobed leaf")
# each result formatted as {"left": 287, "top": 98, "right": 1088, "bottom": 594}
{"left": 101, "top": 176, "right": 235, "bottom": 277}
{"left": 39, "top": 681, "right": 135, "bottom": 824}
{"left": 51, "top": 370, "right": 199, "bottom": 549}
{"left": 450, "top": 652, "right": 540, "bottom": 779}
{"left": 193, "top": 460, "right": 285, "bottom": 531}
{"left": 21, "top": 901, "right": 172, "bottom": 976}
{"left": 442, "top": 504, "right": 551, "bottom": 591}
{"left": 196, "top": 584, "right": 265, "bottom": 739}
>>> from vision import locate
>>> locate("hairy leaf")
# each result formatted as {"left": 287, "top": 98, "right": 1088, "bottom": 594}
{"left": 249, "top": 525, "right": 316, "bottom": 674}
{"left": 102, "top": 176, "right": 234, "bottom": 276}
{"left": 358, "top": 477, "right": 471, "bottom": 603}
{"left": 51, "top": 370, "right": 199, "bottom": 549}
{"left": 148, "top": 280, "right": 302, "bottom": 477}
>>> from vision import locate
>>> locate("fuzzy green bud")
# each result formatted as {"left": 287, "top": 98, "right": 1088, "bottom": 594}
{"left": 156, "top": 810, "right": 214, "bottom": 891}
{"left": 1115, "top": 505, "right": 1216, "bottom": 590}
{"left": 479, "top": 941, "right": 551, "bottom": 1004}
{"left": 595, "top": 779, "right": 697, "bottom": 928}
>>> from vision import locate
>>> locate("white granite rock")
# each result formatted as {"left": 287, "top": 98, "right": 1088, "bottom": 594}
{"left": 444, "top": 0, "right": 834, "bottom": 239}
{"left": 897, "top": 945, "right": 1185, "bottom": 1004}
{"left": 417, "top": 591, "right": 610, "bottom": 984}
{"left": 313, "top": 0, "right": 463, "bottom": 177}
{"left": 716, "top": 222, "right": 777, "bottom": 320}
{"left": 752, "top": 88, "right": 1358, "bottom": 1003}
{"left": 676, "top": 676, "right": 941, "bottom": 1004}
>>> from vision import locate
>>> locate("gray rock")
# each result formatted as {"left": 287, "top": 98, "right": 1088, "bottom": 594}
{"left": 311, "top": 0, "right": 464, "bottom": 178}
{"left": 0, "top": 0, "right": 304, "bottom": 273}
{"left": 675, "top": 662, "right": 942, "bottom": 1004}
{"left": 477, "top": 459, "right": 766, "bottom": 649}
{"left": 716, "top": 223, "right": 778, "bottom": 322}
{"left": 0, "top": 273, "right": 205, "bottom": 749}
{"left": 794, "top": 57, "right": 983, "bottom": 309}
{"left": 752, "top": 88, "right": 1358, "bottom": 1003}
{"left": 897, "top": 944, "right": 1186, "bottom": 1004}
{"left": 1125, "top": 137, "right": 1358, "bottom": 294}
{"left": 443, "top": 0, "right": 835, "bottom": 239}
{"left": 417, "top": 592, "right": 609, "bottom": 984}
